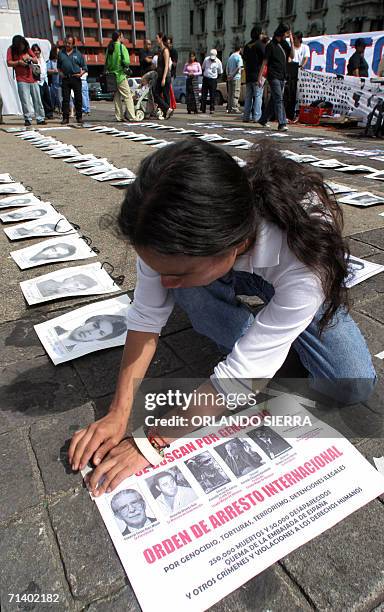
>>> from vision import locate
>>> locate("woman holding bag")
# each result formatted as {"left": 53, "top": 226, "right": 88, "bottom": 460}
{"left": 105, "top": 30, "right": 136, "bottom": 122}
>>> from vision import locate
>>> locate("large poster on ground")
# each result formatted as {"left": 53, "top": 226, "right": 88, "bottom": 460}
{"left": 297, "top": 69, "right": 384, "bottom": 124}
{"left": 87, "top": 395, "right": 384, "bottom": 612}
{"left": 304, "top": 30, "right": 384, "bottom": 76}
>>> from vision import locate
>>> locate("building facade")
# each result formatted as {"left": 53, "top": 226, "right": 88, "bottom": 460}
{"left": 145, "top": 0, "right": 384, "bottom": 69}
{"left": 0, "top": 0, "right": 23, "bottom": 37}
{"left": 18, "top": 0, "right": 146, "bottom": 75}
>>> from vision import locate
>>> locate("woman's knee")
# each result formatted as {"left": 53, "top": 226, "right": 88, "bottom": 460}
{"left": 311, "top": 374, "right": 377, "bottom": 406}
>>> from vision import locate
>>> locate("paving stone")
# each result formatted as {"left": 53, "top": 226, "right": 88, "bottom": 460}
{"left": 0, "top": 314, "right": 48, "bottom": 366}
{"left": 355, "top": 438, "right": 384, "bottom": 503}
{"left": 356, "top": 294, "right": 384, "bottom": 326}
{"left": 86, "top": 585, "right": 139, "bottom": 612}
{"left": 0, "top": 356, "right": 88, "bottom": 434}
{"left": 281, "top": 499, "right": 384, "bottom": 611}
{"left": 73, "top": 340, "right": 183, "bottom": 398}
{"left": 160, "top": 303, "right": 192, "bottom": 336}
{"left": 29, "top": 403, "right": 95, "bottom": 496}
{"left": 164, "top": 328, "right": 223, "bottom": 367}
{"left": 351, "top": 311, "right": 384, "bottom": 413}
{"left": 0, "top": 429, "right": 40, "bottom": 522}
{"left": 348, "top": 238, "right": 382, "bottom": 259}
{"left": 0, "top": 509, "right": 72, "bottom": 611}
{"left": 48, "top": 488, "right": 126, "bottom": 601}
{"left": 209, "top": 565, "right": 311, "bottom": 612}
{"left": 352, "top": 228, "right": 384, "bottom": 251}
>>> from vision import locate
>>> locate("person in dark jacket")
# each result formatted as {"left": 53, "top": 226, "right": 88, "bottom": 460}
{"left": 242, "top": 27, "right": 266, "bottom": 123}
{"left": 58, "top": 35, "right": 87, "bottom": 125}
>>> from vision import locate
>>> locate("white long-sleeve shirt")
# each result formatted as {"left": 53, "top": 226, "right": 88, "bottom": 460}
{"left": 126, "top": 220, "right": 324, "bottom": 389}
{"left": 202, "top": 57, "right": 223, "bottom": 79}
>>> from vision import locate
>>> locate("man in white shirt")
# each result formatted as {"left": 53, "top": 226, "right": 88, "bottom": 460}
{"left": 226, "top": 45, "right": 243, "bottom": 113}
{"left": 154, "top": 471, "right": 197, "bottom": 514}
{"left": 201, "top": 49, "right": 223, "bottom": 114}
{"left": 287, "top": 31, "right": 310, "bottom": 120}
{"left": 293, "top": 32, "right": 310, "bottom": 68}
{"left": 111, "top": 489, "right": 156, "bottom": 535}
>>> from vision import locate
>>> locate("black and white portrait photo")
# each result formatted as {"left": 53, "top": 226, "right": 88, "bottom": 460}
{"left": 0, "top": 183, "right": 28, "bottom": 195}
{"left": 146, "top": 467, "right": 197, "bottom": 515}
{"left": 10, "top": 236, "right": 97, "bottom": 270}
{"left": 246, "top": 426, "right": 292, "bottom": 460}
{"left": 345, "top": 255, "right": 384, "bottom": 288}
{"left": 4, "top": 216, "right": 75, "bottom": 241}
{"left": 0, "top": 194, "right": 41, "bottom": 209}
{"left": 338, "top": 191, "right": 384, "bottom": 207}
{"left": 0, "top": 204, "right": 54, "bottom": 223}
{"left": 185, "top": 452, "right": 231, "bottom": 494}
{"left": 214, "top": 439, "right": 264, "bottom": 478}
{"left": 34, "top": 295, "right": 131, "bottom": 364}
{"left": 111, "top": 488, "right": 157, "bottom": 536}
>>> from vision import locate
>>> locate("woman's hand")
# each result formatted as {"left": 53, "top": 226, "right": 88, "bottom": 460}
{"left": 85, "top": 438, "right": 149, "bottom": 496}
{"left": 68, "top": 411, "right": 128, "bottom": 471}
{"left": 161, "top": 78, "right": 165, "bottom": 87}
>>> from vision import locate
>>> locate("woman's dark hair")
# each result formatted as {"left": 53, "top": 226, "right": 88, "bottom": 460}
{"left": 250, "top": 26, "right": 262, "bottom": 41}
{"left": 11, "top": 35, "right": 29, "bottom": 59}
{"left": 294, "top": 31, "right": 303, "bottom": 41}
{"left": 118, "top": 139, "right": 349, "bottom": 330}
{"left": 188, "top": 51, "right": 196, "bottom": 62}
{"left": 49, "top": 44, "right": 58, "bottom": 60}
{"left": 274, "top": 23, "right": 289, "bottom": 37}
{"left": 157, "top": 32, "right": 169, "bottom": 48}
{"left": 31, "top": 44, "right": 41, "bottom": 53}
{"left": 107, "top": 30, "right": 122, "bottom": 54}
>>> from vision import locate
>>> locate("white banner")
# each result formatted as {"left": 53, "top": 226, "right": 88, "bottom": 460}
{"left": 297, "top": 69, "right": 384, "bottom": 124}
{"left": 87, "top": 395, "right": 384, "bottom": 612}
{"left": 304, "top": 30, "right": 384, "bottom": 76}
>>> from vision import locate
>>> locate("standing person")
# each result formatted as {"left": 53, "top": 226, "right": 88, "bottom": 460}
{"left": 47, "top": 44, "right": 62, "bottom": 114}
{"left": 347, "top": 39, "right": 369, "bottom": 78}
{"left": 292, "top": 32, "right": 310, "bottom": 69}
{"left": 258, "top": 24, "right": 294, "bottom": 131}
{"left": 201, "top": 49, "right": 223, "bottom": 114}
{"left": 81, "top": 71, "right": 90, "bottom": 114}
{"left": 0, "top": 92, "right": 3, "bottom": 124}
{"left": 242, "top": 27, "right": 266, "bottom": 123}
{"left": 153, "top": 33, "right": 173, "bottom": 120}
{"left": 105, "top": 30, "right": 136, "bottom": 123}
{"left": 31, "top": 44, "right": 54, "bottom": 119}
{"left": 183, "top": 51, "right": 202, "bottom": 114}
{"left": 139, "top": 39, "right": 153, "bottom": 75}
{"left": 6, "top": 35, "right": 46, "bottom": 126}
{"left": 167, "top": 37, "right": 178, "bottom": 79}
{"left": 286, "top": 31, "right": 310, "bottom": 120}
{"left": 58, "top": 35, "right": 87, "bottom": 125}
{"left": 226, "top": 45, "right": 243, "bottom": 114}
{"left": 68, "top": 138, "right": 376, "bottom": 495}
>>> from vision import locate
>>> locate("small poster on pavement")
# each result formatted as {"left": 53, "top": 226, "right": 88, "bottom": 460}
{"left": 0, "top": 202, "right": 56, "bottom": 223}
{"left": 10, "top": 235, "right": 97, "bottom": 270}
{"left": 3, "top": 215, "right": 76, "bottom": 241}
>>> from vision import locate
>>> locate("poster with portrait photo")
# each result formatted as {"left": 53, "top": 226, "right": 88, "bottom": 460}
{"left": 325, "top": 181, "right": 357, "bottom": 196}
{"left": 145, "top": 467, "right": 198, "bottom": 516}
{"left": 109, "top": 485, "right": 158, "bottom": 538}
{"left": 346, "top": 255, "right": 384, "bottom": 288}
{"left": 3, "top": 215, "right": 76, "bottom": 241}
{"left": 214, "top": 438, "right": 264, "bottom": 478}
{"left": 185, "top": 451, "right": 231, "bottom": 494}
{"left": 92, "top": 169, "right": 136, "bottom": 182}
{"left": 20, "top": 262, "right": 121, "bottom": 305}
{"left": 34, "top": 294, "right": 131, "bottom": 364}
{"left": 0, "top": 202, "right": 56, "bottom": 224}
{"left": 10, "top": 235, "right": 97, "bottom": 270}
{"left": 0, "top": 193, "right": 42, "bottom": 209}
{"left": 338, "top": 191, "right": 384, "bottom": 207}
{"left": 0, "top": 183, "right": 28, "bottom": 195}
{"left": 246, "top": 425, "right": 292, "bottom": 460}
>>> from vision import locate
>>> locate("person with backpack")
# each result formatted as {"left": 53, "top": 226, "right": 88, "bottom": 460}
{"left": 6, "top": 35, "right": 46, "bottom": 126}
{"left": 105, "top": 30, "right": 136, "bottom": 122}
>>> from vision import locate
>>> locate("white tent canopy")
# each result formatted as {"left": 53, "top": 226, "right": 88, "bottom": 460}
{"left": 0, "top": 37, "right": 51, "bottom": 116}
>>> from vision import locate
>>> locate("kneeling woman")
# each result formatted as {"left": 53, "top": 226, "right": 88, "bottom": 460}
{"left": 69, "top": 139, "right": 376, "bottom": 495}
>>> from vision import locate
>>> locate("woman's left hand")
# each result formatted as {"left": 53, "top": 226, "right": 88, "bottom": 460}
{"left": 85, "top": 438, "right": 150, "bottom": 497}
{"left": 161, "top": 78, "right": 165, "bottom": 87}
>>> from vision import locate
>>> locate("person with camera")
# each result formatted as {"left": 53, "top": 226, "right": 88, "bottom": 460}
{"left": 105, "top": 30, "right": 136, "bottom": 122}
{"left": 57, "top": 35, "right": 87, "bottom": 125}
{"left": 6, "top": 35, "right": 46, "bottom": 126}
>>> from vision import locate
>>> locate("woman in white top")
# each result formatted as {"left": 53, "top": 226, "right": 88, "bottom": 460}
{"left": 31, "top": 43, "right": 54, "bottom": 119}
{"left": 69, "top": 139, "right": 376, "bottom": 496}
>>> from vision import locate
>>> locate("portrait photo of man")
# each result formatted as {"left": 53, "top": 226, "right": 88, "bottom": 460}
{"left": 214, "top": 438, "right": 264, "bottom": 478}
{"left": 147, "top": 468, "right": 197, "bottom": 515}
{"left": 111, "top": 488, "right": 156, "bottom": 536}
{"left": 246, "top": 426, "right": 292, "bottom": 460}
{"left": 185, "top": 452, "right": 231, "bottom": 494}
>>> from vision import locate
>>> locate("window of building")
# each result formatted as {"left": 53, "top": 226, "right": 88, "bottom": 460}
{"left": 237, "top": 0, "right": 245, "bottom": 25}
{"left": 100, "top": 10, "right": 113, "bottom": 19}
{"left": 119, "top": 11, "right": 131, "bottom": 23}
{"left": 313, "top": 0, "right": 324, "bottom": 8}
{"left": 84, "top": 28, "right": 98, "bottom": 38}
{"left": 259, "top": 0, "right": 267, "bottom": 21}
{"left": 190, "top": 10, "right": 194, "bottom": 35}
{"left": 82, "top": 9, "right": 95, "bottom": 18}
{"left": 62, "top": 7, "right": 78, "bottom": 17}
{"left": 200, "top": 8, "right": 206, "bottom": 33}
{"left": 136, "top": 31, "right": 145, "bottom": 40}
{"left": 285, "top": 0, "right": 294, "bottom": 15}
{"left": 135, "top": 12, "right": 145, "bottom": 23}
{"left": 216, "top": 3, "right": 223, "bottom": 30}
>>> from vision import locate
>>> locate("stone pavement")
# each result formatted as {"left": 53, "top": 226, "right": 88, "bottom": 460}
{"left": 0, "top": 103, "right": 384, "bottom": 611}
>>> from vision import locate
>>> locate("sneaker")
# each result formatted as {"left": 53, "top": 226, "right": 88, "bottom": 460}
{"left": 278, "top": 124, "right": 288, "bottom": 131}
{"left": 37, "top": 120, "right": 47, "bottom": 125}
{"left": 209, "top": 110, "right": 214, "bottom": 114}
{"left": 165, "top": 108, "right": 174, "bottom": 119}
{"left": 242, "top": 118, "right": 251, "bottom": 123}
{"left": 24, "top": 119, "right": 32, "bottom": 126}
{"left": 258, "top": 121, "right": 272, "bottom": 128}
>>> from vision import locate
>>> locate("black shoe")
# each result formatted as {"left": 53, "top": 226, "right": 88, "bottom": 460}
{"left": 24, "top": 119, "right": 32, "bottom": 126}
{"left": 60, "top": 118, "right": 69, "bottom": 125}
{"left": 46, "top": 115, "right": 54, "bottom": 120}
{"left": 37, "top": 120, "right": 47, "bottom": 125}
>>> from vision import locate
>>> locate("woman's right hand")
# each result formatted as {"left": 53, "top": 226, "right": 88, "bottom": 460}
{"left": 68, "top": 410, "right": 128, "bottom": 472}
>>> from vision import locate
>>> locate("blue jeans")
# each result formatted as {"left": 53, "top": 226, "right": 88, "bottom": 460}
{"left": 260, "top": 78, "right": 286, "bottom": 127}
{"left": 172, "top": 271, "right": 376, "bottom": 405}
{"left": 243, "top": 81, "right": 263, "bottom": 121}
{"left": 82, "top": 80, "right": 90, "bottom": 113}
{"left": 17, "top": 81, "right": 45, "bottom": 122}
